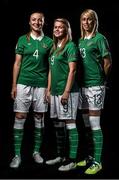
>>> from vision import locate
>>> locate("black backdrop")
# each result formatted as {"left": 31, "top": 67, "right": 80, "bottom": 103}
{"left": 0, "top": 0, "right": 117, "bottom": 178}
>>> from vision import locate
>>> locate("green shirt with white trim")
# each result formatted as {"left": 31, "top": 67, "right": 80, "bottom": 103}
{"left": 78, "top": 32, "right": 111, "bottom": 87}
{"left": 16, "top": 34, "right": 53, "bottom": 87}
{"left": 49, "top": 41, "right": 79, "bottom": 95}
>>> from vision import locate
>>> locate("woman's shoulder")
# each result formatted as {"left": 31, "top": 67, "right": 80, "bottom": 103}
{"left": 17, "top": 34, "right": 27, "bottom": 42}
{"left": 65, "top": 41, "right": 78, "bottom": 53}
{"left": 66, "top": 40, "right": 77, "bottom": 48}
{"left": 43, "top": 35, "right": 53, "bottom": 42}
{"left": 95, "top": 32, "right": 107, "bottom": 40}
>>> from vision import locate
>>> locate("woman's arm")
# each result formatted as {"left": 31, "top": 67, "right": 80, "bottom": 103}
{"left": 11, "top": 54, "right": 22, "bottom": 99}
{"left": 103, "top": 56, "right": 112, "bottom": 77}
{"left": 45, "top": 69, "right": 51, "bottom": 103}
{"left": 61, "top": 62, "right": 77, "bottom": 105}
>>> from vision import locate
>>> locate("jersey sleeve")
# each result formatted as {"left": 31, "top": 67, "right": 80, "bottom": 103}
{"left": 97, "top": 35, "right": 111, "bottom": 58}
{"left": 66, "top": 42, "right": 79, "bottom": 63}
{"left": 15, "top": 36, "right": 25, "bottom": 55}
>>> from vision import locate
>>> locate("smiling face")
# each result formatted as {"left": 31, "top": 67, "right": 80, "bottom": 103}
{"left": 53, "top": 21, "right": 67, "bottom": 40}
{"left": 29, "top": 12, "right": 44, "bottom": 33}
{"left": 81, "top": 13, "right": 94, "bottom": 33}
{"left": 80, "top": 9, "right": 98, "bottom": 38}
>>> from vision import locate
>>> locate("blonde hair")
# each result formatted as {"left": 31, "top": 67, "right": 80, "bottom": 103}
{"left": 51, "top": 18, "right": 72, "bottom": 55}
{"left": 80, "top": 9, "right": 99, "bottom": 39}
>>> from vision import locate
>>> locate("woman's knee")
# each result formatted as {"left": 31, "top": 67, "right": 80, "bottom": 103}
{"left": 15, "top": 112, "right": 27, "bottom": 119}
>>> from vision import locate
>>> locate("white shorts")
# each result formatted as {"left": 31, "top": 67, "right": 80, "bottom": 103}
{"left": 50, "top": 92, "right": 79, "bottom": 120}
{"left": 14, "top": 84, "right": 48, "bottom": 113}
{"left": 78, "top": 86, "right": 105, "bottom": 110}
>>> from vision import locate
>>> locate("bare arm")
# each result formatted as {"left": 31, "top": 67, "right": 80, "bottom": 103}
{"left": 11, "top": 54, "right": 22, "bottom": 99}
{"left": 47, "top": 69, "right": 51, "bottom": 92}
{"left": 103, "top": 56, "right": 112, "bottom": 89}
{"left": 103, "top": 56, "right": 112, "bottom": 76}
{"left": 45, "top": 69, "right": 51, "bottom": 103}
{"left": 61, "top": 62, "right": 77, "bottom": 105}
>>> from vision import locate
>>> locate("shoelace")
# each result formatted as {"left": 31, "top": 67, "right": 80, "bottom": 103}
{"left": 89, "top": 163, "right": 98, "bottom": 169}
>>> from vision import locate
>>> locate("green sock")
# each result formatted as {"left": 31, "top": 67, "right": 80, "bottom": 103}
{"left": 34, "top": 127, "right": 42, "bottom": 153}
{"left": 92, "top": 129, "right": 103, "bottom": 163}
{"left": 68, "top": 128, "right": 78, "bottom": 159}
{"left": 14, "top": 128, "right": 23, "bottom": 156}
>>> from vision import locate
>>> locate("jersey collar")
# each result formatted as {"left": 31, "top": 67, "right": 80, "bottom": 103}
{"left": 30, "top": 31, "right": 44, "bottom": 41}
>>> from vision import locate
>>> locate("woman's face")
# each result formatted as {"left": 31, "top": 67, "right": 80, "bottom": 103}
{"left": 29, "top": 13, "right": 44, "bottom": 32}
{"left": 53, "top": 21, "right": 67, "bottom": 39}
{"left": 81, "top": 14, "right": 94, "bottom": 32}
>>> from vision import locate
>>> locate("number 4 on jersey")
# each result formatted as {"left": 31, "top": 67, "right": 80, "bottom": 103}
{"left": 33, "top": 49, "right": 39, "bottom": 59}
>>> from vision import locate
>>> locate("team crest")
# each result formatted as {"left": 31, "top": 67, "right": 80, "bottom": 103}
{"left": 42, "top": 43, "right": 48, "bottom": 49}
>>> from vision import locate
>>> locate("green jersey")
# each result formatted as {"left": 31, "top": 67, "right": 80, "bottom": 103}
{"left": 78, "top": 32, "right": 111, "bottom": 87}
{"left": 16, "top": 34, "right": 53, "bottom": 87}
{"left": 49, "top": 41, "right": 79, "bottom": 95}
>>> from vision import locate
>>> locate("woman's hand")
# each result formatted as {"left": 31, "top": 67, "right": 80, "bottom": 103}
{"left": 45, "top": 88, "right": 51, "bottom": 103}
{"left": 61, "top": 91, "right": 70, "bottom": 105}
{"left": 11, "top": 85, "right": 17, "bottom": 100}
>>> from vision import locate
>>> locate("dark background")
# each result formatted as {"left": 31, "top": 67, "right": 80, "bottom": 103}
{"left": 0, "top": 0, "right": 117, "bottom": 178}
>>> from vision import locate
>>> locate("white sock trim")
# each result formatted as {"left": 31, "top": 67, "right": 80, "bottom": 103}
{"left": 89, "top": 116, "right": 101, "bottom": 130}
{"left": 66, "top": 123, "right": 76, "bottom": 130}
{"left": 14, "top": 118, "right": 26, "bottom": 129}
{"left": 34, "top": 117, "right": 43, "bottom": 128}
